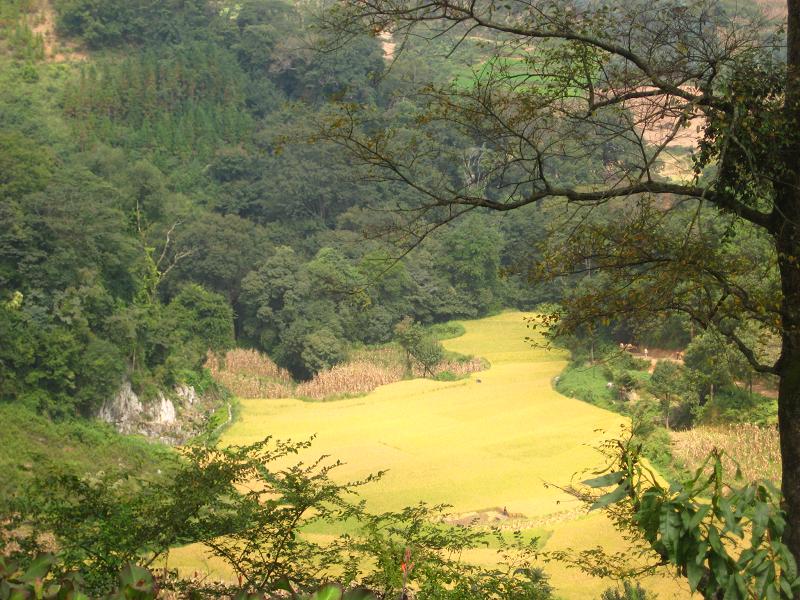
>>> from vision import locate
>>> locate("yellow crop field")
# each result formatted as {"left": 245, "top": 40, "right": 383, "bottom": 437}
{"left": 170, "top": 312, "right": 692, "bottom": 599}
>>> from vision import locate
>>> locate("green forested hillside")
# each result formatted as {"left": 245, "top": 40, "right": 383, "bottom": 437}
{"left": 0, "top": 0, "right": 586, "bottom": 420}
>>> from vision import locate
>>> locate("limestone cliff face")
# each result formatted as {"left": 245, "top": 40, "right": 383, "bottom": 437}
{"left": 97, "top": 381, "right": 199, "bottom": 444}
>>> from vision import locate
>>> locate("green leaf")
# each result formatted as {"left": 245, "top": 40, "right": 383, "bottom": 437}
{"left": 687, "top": 556, "right": 704, "bottom": 592}
{"left": 581, "top": 471, "right": 625, "bottom": 488}
{"left": 722, "top": 575, "right": 741, "bottom": 600}
{"left": 590, "top": 482, "right": 629, "bottom": 510}
{"left": 752, "top": 502, "right": 770, "bottom": 544}
{"left": 710, "top": 552, "right": 730, "bottom": 586}
{"left": 689, "top": 505, "right": 711, "bottom": 530}
{"left": 734, "top": 573, "right": 747, "bottom": 597}
{"left": 118, "top": 564, "right": 153, "bottom": 592}
{"left": 19, "top": 555, "right": 55, "bottom": 584}
{"left": 342, "top": 588, "right": 377, "bottom": 600}
{"left": 785, "top": 548, "right": 798, "bottom": 582}
{"left": 718, "top": 498, "right": 738, "bottom": 532}
{"left": 658, "top": 507, "right": 682, "bottom": 558}
{"left": 708, "top": 527, "right": 724, "bottom": 555}
{"left": 309, "top": 585, "right": 343, "bottom": 600}
{"left": 765, "top": 582, "right": 780, "bottom": 600}
{"left": 781, "top": 576, "right": 795, "bottom": 598}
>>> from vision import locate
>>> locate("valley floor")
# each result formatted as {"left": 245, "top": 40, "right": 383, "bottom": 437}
{"left": 171, "top": 312, "right": 694, "bottom": 598}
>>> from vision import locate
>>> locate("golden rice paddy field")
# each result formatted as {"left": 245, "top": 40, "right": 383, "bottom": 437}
{"left": 170, "top": 312, "right": 692, "bottom": 599}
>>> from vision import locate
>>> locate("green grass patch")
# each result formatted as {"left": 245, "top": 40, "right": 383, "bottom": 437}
{"left": 0, "top": 403, "right": 176, "bottom": 501}
{"left": 426, "top": 320, "right": 466, "bottom": 341}
{"left": 555, "top": 363, "right": 618, "bottom": 411}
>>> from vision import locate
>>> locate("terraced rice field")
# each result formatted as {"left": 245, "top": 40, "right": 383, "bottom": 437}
{"left": 171, "top": 312, "right": 692, "bottom": 598}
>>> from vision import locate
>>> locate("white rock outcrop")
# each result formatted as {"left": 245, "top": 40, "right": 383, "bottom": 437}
{"left": 97, "top": 381, "right": 182, "bottom": 442}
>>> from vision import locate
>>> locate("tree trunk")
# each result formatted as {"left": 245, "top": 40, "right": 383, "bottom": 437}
{"left": 780, "top": 0, "right": 800, "bottom": 581}
{"left": 777, "top": 230, "right": 800, "bottom": 587}
{"left": 779, "top": 352, "right": 800, "bottom": 594}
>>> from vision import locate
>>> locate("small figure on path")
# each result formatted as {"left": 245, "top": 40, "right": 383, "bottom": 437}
{"left": 503, "top": 506, "right": 509, "bottom": 517}
{"left": 644, "top": 348, "right": 649, "bottom": 358}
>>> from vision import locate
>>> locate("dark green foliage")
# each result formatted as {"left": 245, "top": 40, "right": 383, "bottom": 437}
{"left": 0, "top": 292, "right": 124, "bottom": 417}
{"left": 63, "top": 44, "right": 251, "bottom": 159}
{"left": 394, "top": 317, "right": 445, "bottom": 377}
{"left": 435, "top": 215, "right": 504, "bottom": 317}
{"left": 0, "top": 132, "right": 52, "bottom": 200}
{"left": 294, "top": 33, "right": 384, "bottom": 104}
{"left": 614, "top": 371, "right": 638, "bottom": 398}
{"left": 0, "top": 0, "right": 570, "bottom": 416}
{"left": 299, "top": 327, "right": 349, "bottom": 375}
{"left": 647, "top": 361, "right": 690, "bottom": 430}
{"left": 54, "top": 0, "right": 213, "bottom": 48}
{"left": 696, "top": 387, "right": 778, "bottom": 426}
{"left": 159, "top": 284, "right": 236, "bottom": 376}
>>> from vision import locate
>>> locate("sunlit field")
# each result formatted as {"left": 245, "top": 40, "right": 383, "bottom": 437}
{"left": 171, "top": 312, "right": 692, "bottom": 598}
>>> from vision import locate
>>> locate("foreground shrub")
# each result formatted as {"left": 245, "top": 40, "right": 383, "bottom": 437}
{"left": 6, "top": 437, "right": 553, "bottom": 599}
{"left": 560, "top": 433, "right": 799, "bottom": 599}
{"left": 0, "top": 555, "right": 379, "bottom": 600}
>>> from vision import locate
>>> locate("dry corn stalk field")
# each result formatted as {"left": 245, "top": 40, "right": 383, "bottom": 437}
{"left": 205, "top": 349, "right": 293, "bottom": 398}
{"left": 671, "top": 423, "right": 781, "bottom": 483}
{"left": 206, "top": 345, "right": 485, "bottom": 401}
{"left": 295, "top": 360, "right": 404, "bottom": 399}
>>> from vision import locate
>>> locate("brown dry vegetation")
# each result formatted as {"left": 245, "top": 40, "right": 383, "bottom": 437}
{"left": 205, "top": 349, "right": 293, "bottom": 398}
{"left": 209, "top": 348, "right": 292, "bottom": 381}
{"left": 206, "top": 345, "right": 486, "bottom": 401}
{"left": 671, "top": 423, "right": 781, "bottom": 483}
{"left": 295, "top": 360, "right": 404, "bottom": 400}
